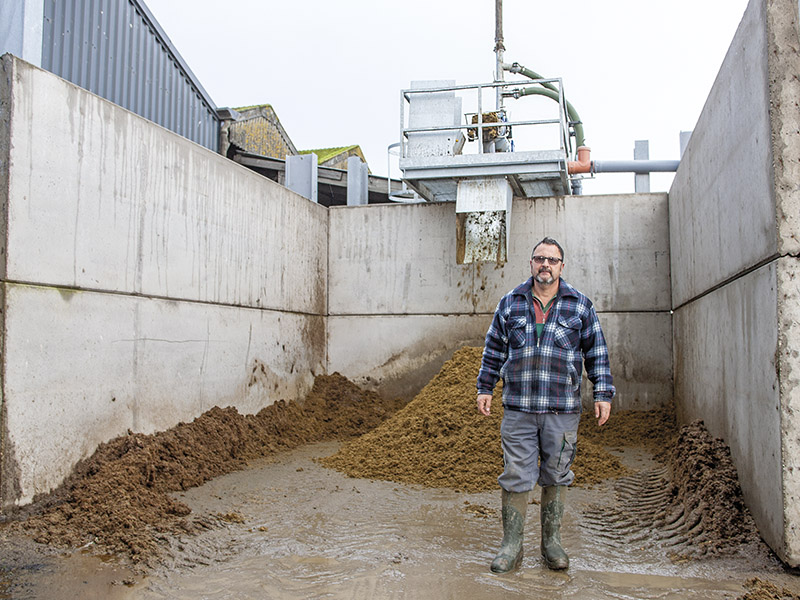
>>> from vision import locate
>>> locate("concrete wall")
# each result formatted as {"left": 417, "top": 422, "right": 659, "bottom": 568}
{"left": 328, "top": 194, "right": 673, "bottom": 409}
{"left": 0, "top": 55, "right": 327, "bottom": 507}
{"left": 669, "top": 0, "right": 800, "bottom": 567}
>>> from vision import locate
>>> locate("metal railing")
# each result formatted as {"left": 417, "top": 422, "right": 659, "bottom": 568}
{"left": 399, "top": 78, "right": 573, "bottom": 161}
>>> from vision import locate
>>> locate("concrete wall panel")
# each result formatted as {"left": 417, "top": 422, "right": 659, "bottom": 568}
{"left": 673, "top": 261, "right": 782, "bottom": 558}
{"left": 592, "top": 312, "right": 672, "bottom": 411}
{"left": 0, "top": 57, "right": 328, "bottom": 509}
{"left": 777, "top": 256, "right": 800, "bottom": 565}
{"left": 327, "top": 314, "right": 491, "bottom": 400}
{"left": 5, "top": 57, "right": 327, "bottom": 315}
{"left": 669, "top": 0, "right": 775, "bottom": 307}
{"left": 504, "top": 195, "right": 671, "bottom": 313}
{"left": 0, "top": 283, "right": 324, "bottom": 506}
{"left": 329, "top": 194, "right": 671, "bottom": 317}
{"left": 328, "top": 203, "right": 475, "bottom": 315}
{"left": 768, "top": 0, "right": 800, "bottom": 256}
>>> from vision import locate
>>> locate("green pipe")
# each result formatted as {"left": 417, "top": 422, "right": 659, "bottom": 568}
{"left": 509, "top": 63, "right": 559, "bottom": 94}
{"left": 513, "top": 86, "right": 585, "bottom": 149}
{"left": 504, "top": 62, "right": 585, "bottom": 148}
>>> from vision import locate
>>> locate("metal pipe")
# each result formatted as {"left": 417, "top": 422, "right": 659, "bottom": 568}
{"left": 593, "top": 160, "right": 680, "bottom": 173}
{"left": 495, "top": 0, "right": 504, "bottom": 111}
{"left": 504, "top": 62, "right": 559, "bottom": 94}
{"left": 402, "top": 79, "right": 561, "bottom": 94}
{"left": 503, "top": 61, "right": 585, "bottom": 150}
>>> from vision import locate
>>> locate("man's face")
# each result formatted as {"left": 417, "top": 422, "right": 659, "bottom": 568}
{"left": 530, "top": 243, "right": 564, "bottom": 285}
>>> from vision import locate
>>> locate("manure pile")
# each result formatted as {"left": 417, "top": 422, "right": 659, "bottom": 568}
{"left": 7, "top": 375, "right": 404, "bottom": 563}
{"left": 321, "top": 346, "right": 653, "bottom": 492}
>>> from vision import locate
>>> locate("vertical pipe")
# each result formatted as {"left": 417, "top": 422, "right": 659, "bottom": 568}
{"left": 494, "top": 0, "right": 504, "bottom": 111}
{"left": 634, "top": 140, "right": 650, "bottom": 193}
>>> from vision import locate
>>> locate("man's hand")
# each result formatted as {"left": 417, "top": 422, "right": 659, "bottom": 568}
{"left": 477, "top": 393, "right": 492, "bottom": 416}
{"left": 594, "top": 401, "right": 611, "bottom": 426}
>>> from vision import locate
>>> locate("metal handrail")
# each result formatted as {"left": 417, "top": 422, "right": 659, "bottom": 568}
{"left": 400, "top": 78, "right": 571, "bottom": 160}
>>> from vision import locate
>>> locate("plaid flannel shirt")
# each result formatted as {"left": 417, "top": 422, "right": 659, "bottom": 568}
{"left": 477, "top": 277, "right": 615, "bottom": 413}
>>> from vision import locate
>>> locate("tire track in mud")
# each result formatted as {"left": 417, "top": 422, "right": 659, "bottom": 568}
{"left": 581, "top": 420, "right": 765, "bottom": 562}
{"left": 580, "top": 467, "right": 679, "bottom": 555}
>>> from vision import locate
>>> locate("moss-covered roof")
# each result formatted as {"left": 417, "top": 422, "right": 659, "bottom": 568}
{"left": 298, "top": 145, "right": 360, "bottom": 164}
{"left": 233, "top": 103, "right": 273, "bottom": 112}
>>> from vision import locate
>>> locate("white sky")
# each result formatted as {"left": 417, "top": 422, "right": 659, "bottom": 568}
{"left": 144, "top": 0, "right": 750, "bottom": 195}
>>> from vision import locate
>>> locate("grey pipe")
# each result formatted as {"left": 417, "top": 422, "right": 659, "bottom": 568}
{"left": 593, "top": 160, "right": 680, "bottom": 174}
{"left": 495, "top": 0, "right": 505, "bottom": 110}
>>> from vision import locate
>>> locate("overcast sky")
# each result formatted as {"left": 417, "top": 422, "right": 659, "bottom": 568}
{"left": 144, "top": 0, "right": 750, "bottom": 195}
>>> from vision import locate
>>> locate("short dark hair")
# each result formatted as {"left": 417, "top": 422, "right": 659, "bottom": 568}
{"left": 532, "top": 237, "right": 564, "bottom": 260}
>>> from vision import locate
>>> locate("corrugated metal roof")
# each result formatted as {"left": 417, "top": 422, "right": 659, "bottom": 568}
{"left": 41, "top": 0, "right": 219, "bottom": 151}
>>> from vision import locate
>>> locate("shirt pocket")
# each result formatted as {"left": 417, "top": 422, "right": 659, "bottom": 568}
{"left": 553, "top": 315, "right": 581, "bottom": 350}
{"left": 507, "top": 316, "right": 528, "bottom": 349}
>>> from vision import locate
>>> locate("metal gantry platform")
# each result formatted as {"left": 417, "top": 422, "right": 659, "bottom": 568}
{"left": 398, "top": 79, "right": 575, "bottom": 204}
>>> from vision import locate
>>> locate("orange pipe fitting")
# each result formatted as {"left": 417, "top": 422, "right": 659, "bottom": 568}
{"left": 567, "top": 146, "right": 593, "bottom": 174}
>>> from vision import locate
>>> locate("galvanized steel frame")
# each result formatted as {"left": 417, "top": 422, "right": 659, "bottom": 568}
{"left": 399, "top": 78, "right": 572, "bottom": 161}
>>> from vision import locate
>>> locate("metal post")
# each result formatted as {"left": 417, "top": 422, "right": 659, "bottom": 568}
{"left": 285, "top": 154, "right": 318, "bottom": 203}
{"left": 387, "top": 142, "right": 400, "bottom": 197}
{"left": 634, "top": 140, "right": 650, "bottom": 193}
{"left": 347, "top": 156, "right": 369, "bottom": 206}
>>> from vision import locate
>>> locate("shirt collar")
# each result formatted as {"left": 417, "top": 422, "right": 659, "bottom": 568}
{"left": 512, "top": 277, "right": 578, "bottom": 302}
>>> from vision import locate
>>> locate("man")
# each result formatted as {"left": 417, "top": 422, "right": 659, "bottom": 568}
{"left": 476, "top": 236, "right": 614, "bottom": 572}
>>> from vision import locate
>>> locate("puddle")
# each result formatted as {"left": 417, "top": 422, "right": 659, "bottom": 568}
{"left": 5, "top": 440, "right": 795, "bottom": 599}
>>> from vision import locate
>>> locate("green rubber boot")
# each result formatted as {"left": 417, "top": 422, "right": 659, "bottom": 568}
{"left": 490, "top": 489, "right": 528, "bottom": 573}
{"left": 540, "top": 485, "right": 569, "bottom": 570}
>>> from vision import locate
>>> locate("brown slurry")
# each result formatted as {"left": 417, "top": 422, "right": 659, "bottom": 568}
{"left": 666, "top": 419, "right": 760, "bottom": 555}
{"left": 578, "top": 399, "right": 678, "bottom": 458}
{"left": 321, "top": 346, "right": 654, "bottom": 491}
{"left": 5, "top": 374, "right": 404, "bottom": 564}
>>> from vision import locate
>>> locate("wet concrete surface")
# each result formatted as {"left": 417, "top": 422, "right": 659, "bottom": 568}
{"left": 2, "top": 441, "right": 798, "bottom": 599}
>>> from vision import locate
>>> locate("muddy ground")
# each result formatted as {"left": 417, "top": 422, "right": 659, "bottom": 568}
{"left": 1, "top": 347, "right": 799, "bottom": 599}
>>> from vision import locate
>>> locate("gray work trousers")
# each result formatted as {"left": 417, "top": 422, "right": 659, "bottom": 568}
{"left": 498, "top": 410, "right": 581, "bottom": 493}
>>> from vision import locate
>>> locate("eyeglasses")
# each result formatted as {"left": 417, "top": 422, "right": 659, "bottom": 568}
{"left": 532, "top": 255, "right": 563, "bottom": 266}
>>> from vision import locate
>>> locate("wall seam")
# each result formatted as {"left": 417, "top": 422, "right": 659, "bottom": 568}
{"left": 672, "top": 253, "right": 781, "bottom": 312}
{"left": 0, "top": 279, "right": 325, "bottom": 319}
{"left": 325, "top": 205, "right": 331, "bottom": 376}
{"left": 0, "top": 55, "right": 14, "bottom": 508}
{"left": 327, "top": 309, "right": 671, "bottom": 318}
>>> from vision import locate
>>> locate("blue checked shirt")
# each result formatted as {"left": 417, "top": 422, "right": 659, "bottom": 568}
{"left": 477, "top": 277, "right": 615, "bottom": 413}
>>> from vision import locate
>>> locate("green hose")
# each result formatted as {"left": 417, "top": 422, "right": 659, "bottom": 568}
{"left": 512, "top": 65, "right": 559, "bottom": 94}
{"left": 505, "top": 63, "right": 585, "bottom": 148}
{"left": 515, "top": 86, "right": 585, "bottom": 149}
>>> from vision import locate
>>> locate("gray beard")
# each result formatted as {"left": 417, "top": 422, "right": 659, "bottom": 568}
{"left": 535, "top": 271, "right": 555, "bottom": 285}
